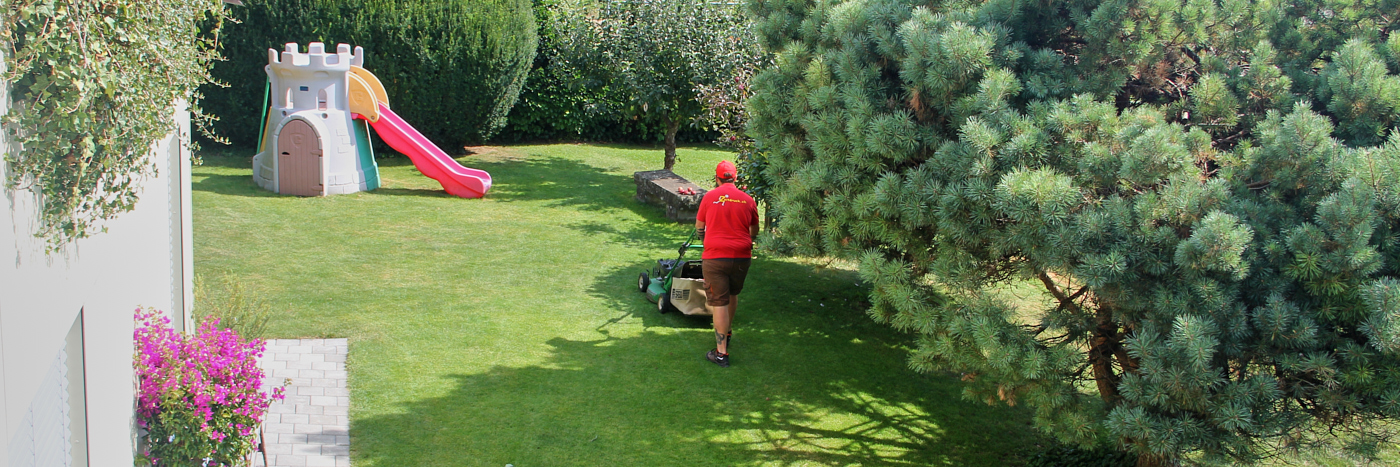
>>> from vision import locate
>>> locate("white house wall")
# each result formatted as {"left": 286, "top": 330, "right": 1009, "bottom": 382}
{"left": 0, "top": 47, "right": 193, "bottom": 465}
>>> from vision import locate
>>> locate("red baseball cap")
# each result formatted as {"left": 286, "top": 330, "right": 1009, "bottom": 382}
{"left": 716, "top": 160, "right": 737, "bottom": 181}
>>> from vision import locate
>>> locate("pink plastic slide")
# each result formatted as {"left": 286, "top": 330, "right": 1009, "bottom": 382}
{"left": 360, "top": 103, "right": 492, "bottom": 198}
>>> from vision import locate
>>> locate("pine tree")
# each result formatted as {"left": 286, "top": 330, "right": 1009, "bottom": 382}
{"left": 746, "top": 0, "right": 1400, "bottom": 464}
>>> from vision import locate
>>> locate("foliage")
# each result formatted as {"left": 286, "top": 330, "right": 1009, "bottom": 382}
{"left": 199, "top": 0, "right": 536, "bottom": 149}
{"left": 550, "top": 0, "right": 760, "bottom": 169}
{"left": 495, "top": 0, "right": 666, "bottom": 144}
{"left": 195, "top": 274, "right": 273, "bottom": 340}
{"left": 700, "top": 44, "right": 778, "bottom": 195}
{"left": 696, "top": 61, "right": 778, "bottom": 227}
{"left": 1027, "top": 443, "right": 1135, "bottom": 467}
{"left": 2, "top": 0, "right": 228, "bottom": 251}
{"left": 747, "top": 0, "right": 1400, "bottom": 464}
{"left": 134, "top": 308, "right": 284, "bottom": 466}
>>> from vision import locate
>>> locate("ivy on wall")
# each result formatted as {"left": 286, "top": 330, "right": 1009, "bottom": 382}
{"left": 2, "top": 0, "right": 228, "bottom": 251}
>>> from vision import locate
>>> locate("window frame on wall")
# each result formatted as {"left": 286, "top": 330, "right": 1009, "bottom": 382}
{"left": 64, "top": 310, "right": 89, "bottom": 467}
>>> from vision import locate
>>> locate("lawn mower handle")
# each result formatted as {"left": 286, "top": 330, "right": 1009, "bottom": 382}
{"left": 678, "top": 231, "right": 704, "bottom": 257}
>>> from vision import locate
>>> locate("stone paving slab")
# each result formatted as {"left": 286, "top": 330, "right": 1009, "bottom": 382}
{"left": 253, "top": 339, "right": 350, "bottom": 467}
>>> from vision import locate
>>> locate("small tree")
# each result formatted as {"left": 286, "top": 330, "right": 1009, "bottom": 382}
{"left": 552, "top": 0, "right": 759, "bottom": 170}
{"left": 747, "top": 0, "right": 1400, "bottom": 464}
{"left": 697, "top": 63, "right": 776, "bottom": 227}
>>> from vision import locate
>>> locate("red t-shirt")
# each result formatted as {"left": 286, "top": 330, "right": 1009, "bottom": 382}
{"left": 696, "top": 183, "right": 759, "bottom": 259}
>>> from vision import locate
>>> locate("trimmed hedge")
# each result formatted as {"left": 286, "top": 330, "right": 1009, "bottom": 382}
{"left": 201, "top": 0, "right": 536, "bottom": 150}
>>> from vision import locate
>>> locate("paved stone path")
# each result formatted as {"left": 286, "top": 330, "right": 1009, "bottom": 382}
{"left": 253, "top": 338, "right": 350, "bottom": 467}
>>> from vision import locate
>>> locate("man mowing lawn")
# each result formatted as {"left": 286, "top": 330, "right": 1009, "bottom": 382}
{"left": 696, "top": 160, "right": 760, "bottom": 368}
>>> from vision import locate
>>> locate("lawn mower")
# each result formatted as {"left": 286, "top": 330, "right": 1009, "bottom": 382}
{"left": 638, "top": 232, "right": 712, "bottom": 315}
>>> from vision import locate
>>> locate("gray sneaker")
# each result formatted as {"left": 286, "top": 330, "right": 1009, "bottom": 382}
{"left": 706, "top": 349, "right": 730, "bottom": 368}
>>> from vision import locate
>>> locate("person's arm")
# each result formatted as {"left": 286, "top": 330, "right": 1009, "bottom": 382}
{"left": 695, "top": 192, "right": 708, "bottom": 240}
{"left": 749, "top": 203, "right": 760, "bottom": 238}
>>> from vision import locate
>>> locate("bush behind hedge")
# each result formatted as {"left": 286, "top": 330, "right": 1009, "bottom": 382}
{"left": 491, "top": 0, "right": 716, "bottom": 144}
{"left": 201, "top": 0, "right": 535, "bottom": 150}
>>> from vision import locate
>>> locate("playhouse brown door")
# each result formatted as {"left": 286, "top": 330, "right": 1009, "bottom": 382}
{"left": 277, "top": 119, "right": 323, "bottom": 196}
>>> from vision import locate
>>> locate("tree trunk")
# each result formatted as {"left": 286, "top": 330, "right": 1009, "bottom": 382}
{"left": 1090, "top": 304, "right": 1123, "bottom": 406}
{"left": 763, "top": 203, "right": 774, "bottom": 232}
{"left": 663, "top": 115, "right": 679, "bottom": 170}
{"left": 1035, "top": 271, "right": 1124, "bottom": 406}
{"left": 1135, "top": 453, "right": 1173, "bottom": 467}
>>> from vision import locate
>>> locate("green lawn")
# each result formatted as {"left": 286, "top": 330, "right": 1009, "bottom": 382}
{"left": 193, "top": 143, "right": 1043, "bottom": 466}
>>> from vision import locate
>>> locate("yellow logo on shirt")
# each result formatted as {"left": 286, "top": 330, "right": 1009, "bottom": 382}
{"left": 715, "top": 195, "right": 748, "bottom": 206}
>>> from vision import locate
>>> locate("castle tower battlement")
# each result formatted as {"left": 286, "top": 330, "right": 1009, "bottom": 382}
{"left": 266, "top": 42, "right": 364, "bottom": 71}
{"left": 265, "top": 42, "right": 365, "bottom": 113}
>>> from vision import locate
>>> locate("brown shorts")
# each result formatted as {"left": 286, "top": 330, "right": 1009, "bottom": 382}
{"left": 702, "top": 258, "right": 751, "bottom": 306}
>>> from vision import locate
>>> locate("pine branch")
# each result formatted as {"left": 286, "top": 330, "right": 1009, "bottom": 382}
{"left": 1069, "top": 361, "right": 1092, "bottom": 379}
{"left": 1180, "top": 45, "right": 1202, "bottom": 68}
{"left": 1036, "top": 331, "right": 1073, "bottom": 347}
{"left": 1112, "top": 339, "right": 1140, "bottom": 375}
{"left": 1037, "top": 271, "right": 1086, "bottom": 314}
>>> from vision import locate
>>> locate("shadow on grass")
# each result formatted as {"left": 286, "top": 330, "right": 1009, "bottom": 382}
{"left": 192, "top": 174, "right": 257, "bottom": 196}
{"left": 353, "top": 256, "right": 1044, "bottom": 466}
{"left": 586, "top": 258, "right": 714, "bottom": 332}
{"left": 578, "top": 141, "right": 726, "bottom": 152}
{"left": 567, "top": 219, "right": 688, "bottom": 251}
{"left": 466, "top": 155, "right": 665, "bottom": 219}
{"left": 192, "top": 155, "right": 280, "bottom": 198}
{"left": 192, "top": 168, "right": 282, "bottom": 198}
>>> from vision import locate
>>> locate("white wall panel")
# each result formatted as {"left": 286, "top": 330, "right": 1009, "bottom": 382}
{"left": 1, "top": 45, "right": 191, "bottom": 464}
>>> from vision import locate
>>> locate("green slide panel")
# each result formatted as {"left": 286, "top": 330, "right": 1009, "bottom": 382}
{"left": 354, "top": 119, "right": 381, "bottom": 190}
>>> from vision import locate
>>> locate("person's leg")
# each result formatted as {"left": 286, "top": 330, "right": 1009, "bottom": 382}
{"left": 714, "top": 296, "right": 735, "bottom": 354}
{"left": 716, "top": 259, "right": 749, "bottom": 355}
{"left": 702, "top": 259, "right": 733, "bottom": 361}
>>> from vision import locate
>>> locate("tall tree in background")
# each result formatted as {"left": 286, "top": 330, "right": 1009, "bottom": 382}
{"left": 747, "top": 0, "right": 1400, "bottom": 464}
{"left": 553, "top": 0, "right": 761, "bottom": 170}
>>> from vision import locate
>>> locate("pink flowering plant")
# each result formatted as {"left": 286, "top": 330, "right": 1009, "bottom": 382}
{"left": 134, "top": 308, "right": 285, "bottom": 466}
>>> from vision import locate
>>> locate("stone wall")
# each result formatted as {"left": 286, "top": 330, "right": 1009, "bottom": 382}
{"left": 634, "top": 170, "right": 707, "bottom": 223}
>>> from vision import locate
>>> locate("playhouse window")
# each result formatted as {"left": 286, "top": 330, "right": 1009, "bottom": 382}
{"left": 318, "top": 89, "right": 328, "bottom": 110}
{"left": 284, "top": 87, "right": 293, "bottom": 108}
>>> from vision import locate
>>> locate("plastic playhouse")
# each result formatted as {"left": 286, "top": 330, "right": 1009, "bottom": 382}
{"left": 252, "top": 42, "right": 491, "bottom": 198}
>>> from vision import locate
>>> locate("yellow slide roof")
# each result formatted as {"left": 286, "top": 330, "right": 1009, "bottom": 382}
{"left": 347, "top": 65, "right": 389, "bottom": 122}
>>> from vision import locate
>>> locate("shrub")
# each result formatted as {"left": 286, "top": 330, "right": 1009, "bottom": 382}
{"left": 134, "top": 309, "right": 284, "bottom": 466}
{"left": 195, "top": 274, "right": 273, "bottom": 340}
{"left": 695, "top": 50, "right": 772, "bottom": 213}
{"left": 1027, "top": 444, "right": 1135, "bottom": 467}
{"left": 493, "top": 0, "right": 715, "bottom": 145}
{"left": 540, "top": 0, "right": 753, "bottom": 166}
{"left": 200, "top": 0, "right": 536, "bottom": 150}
